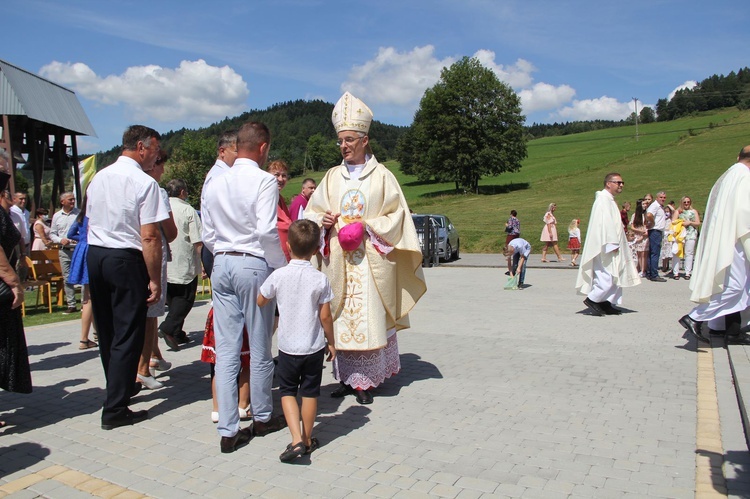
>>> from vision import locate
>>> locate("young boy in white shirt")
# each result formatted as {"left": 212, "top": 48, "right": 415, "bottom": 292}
{"left": 257, "top": 219, "right": 336, "bottom": 463}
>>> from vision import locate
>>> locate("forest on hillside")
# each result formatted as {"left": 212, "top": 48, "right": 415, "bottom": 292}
{"left": 96, "top": 99, "right": 407, "bottom": 176}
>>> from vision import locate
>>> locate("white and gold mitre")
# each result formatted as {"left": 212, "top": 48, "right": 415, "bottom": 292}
{"left": 332, "top": 91, "right": 373, "bottom": 133}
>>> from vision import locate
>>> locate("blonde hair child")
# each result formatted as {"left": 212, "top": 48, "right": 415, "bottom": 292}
{"left": 567, "top": 218, "right": 581, "bottom": 266}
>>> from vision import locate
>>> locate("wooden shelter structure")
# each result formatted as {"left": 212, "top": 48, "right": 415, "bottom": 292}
{"left": 0, "top": 58, "right": 96, "bottom": 211}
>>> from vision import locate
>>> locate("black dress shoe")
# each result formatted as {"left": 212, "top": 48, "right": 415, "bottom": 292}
{"left": 331, "top": 382, "right": 355, "bottom": 398}
{"left": 600, "top": 301, "right": 622, "bottom": 315}
{"left": 648, "top": 277, "right": 667, "bottom": 282}
{"left": 220, "top": 427, "right": 253, "bottom": 453}
{"left": 176, "top": 331, "right": 190, "bottom": 345}
{"left": 583, "top": 298, "right": 604, "bottom": 317}
{"left": 131, "top": 382, "right": 143, "bottom": 397}
{"left": 101, "top": 409, "right": 148, "bottom": 430}
{"left": 252, "top": 415, "right": 287, "bottom": 436}
{"left": 726, "top": 334, "right": 750, "bottom": 345}
{"left": 355, "top": 389, "right": 373, "bottom": 405}
{"left": 679, "top": 315, "right": 708, "bottom": 343}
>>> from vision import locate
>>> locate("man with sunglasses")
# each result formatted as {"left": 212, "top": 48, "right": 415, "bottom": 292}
{"left": 576, "top": 173, "right": 641, "bottom": 316}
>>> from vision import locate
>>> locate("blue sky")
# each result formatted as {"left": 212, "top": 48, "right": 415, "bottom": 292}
{"left": 2, "top": 0, "right": 747, "bottom": 154}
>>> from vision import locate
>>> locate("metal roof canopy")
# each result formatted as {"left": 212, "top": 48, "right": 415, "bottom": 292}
{"left": 0, "top": 58, "right": 97, "bottom": 210}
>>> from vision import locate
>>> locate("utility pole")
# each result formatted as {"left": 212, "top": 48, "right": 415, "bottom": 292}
{"left": 632, "top": 97, "right": 639, "bottom": 142}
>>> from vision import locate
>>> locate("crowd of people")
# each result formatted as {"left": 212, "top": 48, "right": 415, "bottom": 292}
{"left": 501, "top": 187, "right": 704, "bottom": 288}
{"left": 2, "top": 101, "right": 749, "bottom": 458}
{"left": 0, "top": 91, "right": 427, "bottom": 461}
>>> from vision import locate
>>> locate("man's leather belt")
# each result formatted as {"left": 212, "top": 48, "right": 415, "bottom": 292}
{"left": 218, "top": 251, "right": 257, "bottom": 257}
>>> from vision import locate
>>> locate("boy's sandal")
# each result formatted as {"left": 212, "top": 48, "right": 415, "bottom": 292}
{"left": 305, "top": 437, "right": 320, "bottom": 455}
{"left": 79, "top": 340, "right": 98, "bottom": 350}
{"left": 279, "top": 442, "right": 305, "bottom": 463}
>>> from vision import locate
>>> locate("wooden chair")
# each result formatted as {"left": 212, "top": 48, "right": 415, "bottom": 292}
{"left": 22, "top": 256, "right": 53, "bottom": 316}
{"left": 197, "top": 276, "right": 212, "bottom": 296}
{"left": 29, "top": 250, "right": 65, "bottom": 306}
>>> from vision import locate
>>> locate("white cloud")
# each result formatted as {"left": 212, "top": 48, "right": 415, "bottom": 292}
{"left": 341, "top": 46, "right": 576, "bottom": 117}
{"left": 40, "top": 59, "right": 249, "bottom": 123}
{"left": 342, "top": 45, "right": 453, "bottom": 107}
{"left": 668, "top": 80, "right": 697, "bottom": 100}
{"left": 554, "top": 96, "right": 634, "bottom": 121}
{"left": 472, "top": 50, "right": 535, "bottom": 89}
{"left": 519, "top": 82, "right": 576, "bottom": 114}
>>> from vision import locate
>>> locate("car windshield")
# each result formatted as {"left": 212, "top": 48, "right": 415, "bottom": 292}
{"left": 431, "top": 216, "right": 446, "bottom": 228}
{"left": 412, "top": 216, "right": 425, "bottom": 228}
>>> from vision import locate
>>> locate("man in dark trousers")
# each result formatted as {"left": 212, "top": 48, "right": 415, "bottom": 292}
{"left": 86, "top": 125, "right": 169, "bottom": 430}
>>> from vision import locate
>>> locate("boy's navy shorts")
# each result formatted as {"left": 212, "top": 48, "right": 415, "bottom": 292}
{"left": 277, "top": 347, "right": 325, "bottom": 397}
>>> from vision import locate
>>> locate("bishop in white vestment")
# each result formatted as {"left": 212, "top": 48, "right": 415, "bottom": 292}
{"left": 305, "top": 92, "right": 426, "bottom": 404}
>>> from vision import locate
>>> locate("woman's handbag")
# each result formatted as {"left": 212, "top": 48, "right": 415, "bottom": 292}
{"left": 0, "top": 279, "right": 13, "bottom": 304}
{"left": 504, "top": 225, "right": 513, "bottom": 234}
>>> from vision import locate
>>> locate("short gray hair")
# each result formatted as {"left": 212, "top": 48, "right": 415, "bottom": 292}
{"left": 217, "top": 130, "right": 238, "bottom": 151}
{"left": 166, "top": 178, "right": 187, "bottom": 197}
{"left": 59, "top": 191, "right": 74, "bottom": 202}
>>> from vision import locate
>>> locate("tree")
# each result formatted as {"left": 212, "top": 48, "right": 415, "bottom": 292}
{"left": 161, "top": 132, "right": 217, "bottom": 208}
{"left": 397, "top": 56, "right": 526, "bottom": 193}
{"left": 639, "top": 106, "right": 656, "bottom": 124}
{"left": 305, "top": 134, "right": 340, "bottom": 171}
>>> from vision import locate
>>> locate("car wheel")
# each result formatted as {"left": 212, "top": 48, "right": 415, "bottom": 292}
{"left": 455, "top": 240, "right": 459, "bottom": 260}
{"left": 443, "top": 242, "right": 452, "bottom": 262}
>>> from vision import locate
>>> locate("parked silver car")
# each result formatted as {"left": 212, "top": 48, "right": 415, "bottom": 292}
{"left": 412, "top": 214, "right": 459, "bottom": 261}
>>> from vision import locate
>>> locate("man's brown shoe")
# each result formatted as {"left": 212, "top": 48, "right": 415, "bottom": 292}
{"left": 253, "top": 415, "right": 287, "bottom": 436}
{"left": 220, "top": 427, "right": 253, "bottom": 453}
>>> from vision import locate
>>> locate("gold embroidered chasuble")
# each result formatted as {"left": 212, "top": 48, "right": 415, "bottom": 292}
{"left": 304, "top": 156, "right": 426, "bottom": 351}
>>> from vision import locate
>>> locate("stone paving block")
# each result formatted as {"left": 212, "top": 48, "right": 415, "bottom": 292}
{"left": 27, "top": 478, "right": 66, "bottom": 495}
{"left": 602, "top": 477, "right": 649, "bottom": 494}
{"left": 392, "top": 490, "right": 433, "bottom": 499}
{"left": 4, "top": 489, "right": 44, "bottom": 499}
{"left": 331, "top": 476, "right": 375, "bottom": 493}
{"left": 453, "top": 489, "right": 483, "bottom": 499}
{"left": 518, "top": 488, "right": 568, "bottom": 499}
{"left": 0, "top": 473, "right": 44, "bottom": 494}
{"left": 647, "top": 484, "right": 694, "bottom": 498}
{"left": 489, "top": 483, "right": 526, "bottom": 497}
{"left": 453, "top": 476, "right": 498, "bottom": 493}
{"left": 516, "top": 475, "right": 547, "bottom": 490}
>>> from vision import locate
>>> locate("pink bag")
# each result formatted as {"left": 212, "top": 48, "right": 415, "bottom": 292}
{"left": 338, "top": 222, "right": 364, "bottom": 251}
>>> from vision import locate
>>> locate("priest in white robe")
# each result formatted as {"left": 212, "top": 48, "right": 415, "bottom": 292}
{"left": 576, "top": 172, "right": 641, "bottom": 316}
{"left": 304, "top": 92, "right": 426, "bottom": 404}
{"left": 679, "top": 146, "right": 750, "bottom": 343}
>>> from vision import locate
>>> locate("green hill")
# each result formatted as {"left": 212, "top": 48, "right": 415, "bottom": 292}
{"left": 282, "top": 108, "right": 750, "bottom": 254}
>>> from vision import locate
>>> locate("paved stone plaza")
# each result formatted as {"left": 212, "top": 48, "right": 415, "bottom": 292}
{"left": 1, "top": 256, "right": 748, "bottom": 498}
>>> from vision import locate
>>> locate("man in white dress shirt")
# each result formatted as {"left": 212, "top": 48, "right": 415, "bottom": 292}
{"left": 87, "top": 125, "right": 169, "bottom": 430}
{"left": 201, "top": 122, "right": 288, "bottom": 453}
{"left": 11, "top": 192, "right": 30, "bottom": 250}
{"left": 679, "top": 145, "right": 750, "bottom": 344}
{"left": 200, "top": 130, "right": 238, "bottom": 279}
{"left": 50, "top": 192, "right": 81, "bottom": 312}
{"left": 645, "top": 191, "right": 668, "bottom": 282}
